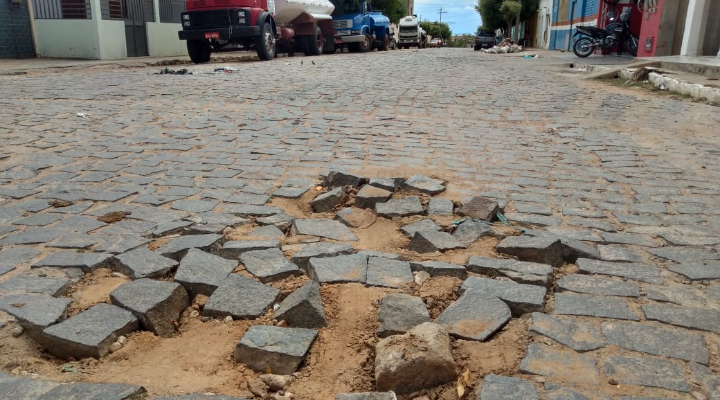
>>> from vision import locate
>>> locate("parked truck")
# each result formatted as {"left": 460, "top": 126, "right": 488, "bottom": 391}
{"left": 178, "top": 0, "right": 336, "bottom": 64}
{"left": 332, "top": 1, "right": 391, "bottom": 52}
{"left": 397, "top": 15, "right": 426, "bottom": 49}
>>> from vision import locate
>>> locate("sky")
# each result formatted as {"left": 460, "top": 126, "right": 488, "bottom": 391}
{"left": 413, "top": 0, "right": 482, "bottom": 35}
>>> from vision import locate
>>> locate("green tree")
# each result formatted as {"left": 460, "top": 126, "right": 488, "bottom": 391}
{"left": 500, "top": 0, "right": 522, "bottom": 39}
{"left": 420, "top": 21, "right": 452, "bottom": 40}
{"left": 475, "top": 0, "right": 504, "bottom": 31}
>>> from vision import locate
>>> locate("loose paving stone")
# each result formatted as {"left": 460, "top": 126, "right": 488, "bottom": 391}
{"left": 42, "top": 303, "right": 139, "bottom": 359}
{"left": 307, "top": 254, "right": 368, "bottom": 284}
{"left": 576, "top": 258, "right": 662, "bottom": 283}
{"left": 256, "top": 212, "right": 295, "bottom": 231}
{"left": 95, "top": 236, "right": 150, "bottom": 255}
{"left": 110, "top": 279, "right": 189, "bottom": 337}
{"left": 408, "top": 230, "right": 464, "bottom": 253}
{"left": 668, "top": 261, "right": 720, "bottom": 280}
{"left": 290, "top": 242, "right": 355, "bottom": 271}
{"left": 375, "top": 322, "right": 456, "bottom": 394}
{"left": 310, "top": 187, "right": 345, "bottom": 213}
{"left": 603, "top": 355, "right": 689, "bottom": 392}
{"left": 460, "top": 276, "right": 546, "bottom": 316}
{"left": 505, "top": 213, "right": 562, "bottom": 227}
{"left": 0, "top": 374, "right": 60, "bottom": 399}
{"left": 376, "top": 293, "right": 430, "bottom": 338}
{"left": 174, "top": 249, "right": 238, "bottom": 297}
{"left": 524, "top": 230, "right": 602, "bottom": 262}
{"left": 649, "top": 247, "right": 719, "bottom": 262}
{"left": 428, "top": 198, "right": 454, "bottom": 216}
{"left": 0, "top": 294, "right": 72, "bottom": 340}
{"left": 645, "top": 285, "right": 708, "bottom": 308}
{"left": 38, "top": 382, "right": 146, "bottom": 400}
{"left": 556, "top": 274, "right": 640, "bottom": 297}
{"left": 273, "top": 281, "right": 327, "bottom": 328}
{"left": 0, "top": 227, "right": 65, "bottom": 245}
{"left": 601, "top": 321, "right": 709, "bottom": 364}
{"left": 156, "top": 233, "right": 224, "bottom": 260}
{"left": 248, "top": 225, "right": 285, "bottom": 239}
{"left": 0, "top": 247, "right": 40, "bottom": 276}
{"left": 152, "top": 220, "right": 194, "bottom": 237}
{"left": 112, "top": 247, "right": 178, "bottom": 279}
{"left": 495, "top": 236, "right": 564, "bottom": 267}
{"left": 451, "top": 219, "right": 492, "bottom": 246}
{"left": 53, "top": 216, "right": 106, "bottom": 233}
{"left": 544, "top": 384, "right": 611, "bottom": 400}
{"left": 11, "top": 213, "right": 62, "bottom": 226}
{"left": 400, "top": 219, "right": 441, "bottom": 237}
{"left": 336, "top": 394, "right": 396, "bottom": 400}
{"left": 0, "top": 275, "right": 71, "bottom": 296}
{"left": 554, "top": 293, "right": 639, "bottom": 320}
{"left": 368, "top": 177, "right": 403, "bottom": 192}
{"left": 403, "top": 175, "right": 445, "bottom": 195}
{"left": 467, "top": 256, "right": 553, "bottom": 286}
{"left": 436, "top": 290, "right": 511, "bottom": 341}
{"left": 272, "top": 186, "right": 309, "bottom": 198}
{"left": 219, "top": 240, "right": 280, "bottom": 259}
{"left": 323, "top": 171, "right": 365, "bottom": 187}
{"left": 366, "top": 257, "right": 413, "bottom": 288}
{"left": 598, "top": 245, "right": 645, "bottom": 263}
{"left": 355, "top": 185, "right": 392, "bottom": 209}
{"left": 458, "top": 196, "right": 499, "bottom": 221}
{"left": 530, "top": 313, "right": 605, "bottom": 351}
{"left": 479, "top": 375, "right": 538, "bottom": 400}
{"left": 204, "top": 274, "right": 280, "bottom": 320}
{"left": 292, "top": 218, "right": 357, "bottom": 241}
{"left": 234, "top": 325, "right": 318, "bottom": 375}
{"left": 409, "top": 260, "right": 467, "bottom": 279}
{"left": 518, "top": 343, "right": 601, "bottom": 385}
{"left": 334, "top": 207, "right": 376, "bottom": 228}
{"left": 643, "top": 303, "right": 720, "bottom": 334}
{"left": 240, "top": 248, "right": 300, "bottom": 283}
{"left": 32, "top": 252, "right": 112, "bottom": 273}
{"left": 375, "top": 196, "right": 424, "bottom": 218}
{"left": 49, "top": 234, "right": 102, "bottom": 249}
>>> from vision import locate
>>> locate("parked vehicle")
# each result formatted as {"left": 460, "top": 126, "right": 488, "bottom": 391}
{"left": 573, "top": 7, "right": 638, "bottom": 58}
{"left": 436, "top": 37, "right": 444, "bottom": 47}
{"left": 178, "top": 0, "right": 336, "bottom": 63}
{"left": 428, "top": 38, "right": 440, "bottom": 48}
{"left": 397, "top": 15, "right": 427, "bottom": 49}
{"left": 332, "top": 1, "right": 392, "bottom": 52}
{"left": 474, "top": 30, "right": 495, "bottom": 50}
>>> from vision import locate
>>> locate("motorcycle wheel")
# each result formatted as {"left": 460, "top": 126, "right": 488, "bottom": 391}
{"left": 625, "top": 35, "right": 639, "bottom": 57}
{"left": 573, "top": 37, "right": 594, "bottom": 58}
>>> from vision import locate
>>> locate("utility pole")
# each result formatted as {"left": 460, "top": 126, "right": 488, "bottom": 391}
{"left": 438, "top": 7, "right": 448, "bottom": 23}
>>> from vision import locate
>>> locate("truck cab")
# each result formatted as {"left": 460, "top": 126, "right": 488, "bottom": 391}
{"left": 332, "top": 1, "right": 391, "bottom": 52}
{"left": 397, "top": 15, "right": 425, "bottom": 49}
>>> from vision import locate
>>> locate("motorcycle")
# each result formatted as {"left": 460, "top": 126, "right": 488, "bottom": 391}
{"left": 573, "top": 7, "right": 638, "bottom": 58}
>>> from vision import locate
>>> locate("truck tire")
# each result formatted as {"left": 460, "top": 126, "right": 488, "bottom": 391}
{"left": 304, "top": 26, "right": 323, "bottom": 56}
{"left": 255, "top": 22, "right": 276, "bottom": 60}
{"left": 379, "top": 35, "right": 389, "bottom": 51}
{"left": 358, "top": 34, "right": 372, "bottom": 52}
{"left": 187, "top": 40, "right": 211, "bottom": 64}
{"left": 322, "top": 33, "right": 336, "bottom": 54}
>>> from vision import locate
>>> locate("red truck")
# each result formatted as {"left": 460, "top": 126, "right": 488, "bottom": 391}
{"left": 178, "top": 0, "right": 337, "bottom": 63}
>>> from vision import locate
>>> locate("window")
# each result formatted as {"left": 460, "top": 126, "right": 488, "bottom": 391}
{"left": 101, "top": 0, "right": 123, "bottom": 20}
{"left": 34, "top": 0, "right": 91, "bottom": 19}
{"left": 160, "top": 0, "right": 185, "bottom": 23}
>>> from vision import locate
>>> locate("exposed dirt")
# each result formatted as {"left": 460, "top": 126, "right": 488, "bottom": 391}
{"left": 65, "top": 269, "right": 130, "bottom": 317}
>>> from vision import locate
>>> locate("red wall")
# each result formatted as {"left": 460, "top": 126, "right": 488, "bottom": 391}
{"left": 638, "top": 0, "right": 663, "bottom": 56}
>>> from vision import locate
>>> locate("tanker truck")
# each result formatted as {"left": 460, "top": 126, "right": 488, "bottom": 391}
{"left": 178, "top": 0, "right": 336, "bottom": 63}
{"left": 397, "top": 15, "right": 426, "bottom": 49}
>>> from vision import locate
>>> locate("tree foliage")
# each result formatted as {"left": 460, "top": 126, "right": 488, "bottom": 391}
{"left": 420, "top": 21, "right": 452, "bottom": 40}
{"left": 500, "top": 0, "right": 522, "bottom": 22}
{"left": 475, "top": 0, "right": 504, "bottom": 30}
{"left": 331, "top": 0, "right": 407, "bottom": 23}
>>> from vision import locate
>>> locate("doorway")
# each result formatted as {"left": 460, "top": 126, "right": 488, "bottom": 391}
{"left": 123, "top": 0, "right": 151, "bottom": 57}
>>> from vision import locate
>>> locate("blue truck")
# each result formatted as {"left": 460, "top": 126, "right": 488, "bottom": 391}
{"left": 332, "top": 1, "right": 391, "bottom": 52}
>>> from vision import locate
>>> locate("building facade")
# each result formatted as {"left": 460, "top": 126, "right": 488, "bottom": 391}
{"left": 637, "top": 0, "right": 719, "bottom": 57}
{"left": 549, "top": 0, "right": 600, "bottom": 51}
{"left": 0, "top": 0, "right": 36, "bottom": 58}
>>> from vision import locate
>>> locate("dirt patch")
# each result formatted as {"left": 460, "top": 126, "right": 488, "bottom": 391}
{"left": 65, "top": 269, "right": 130, "bottom": 317}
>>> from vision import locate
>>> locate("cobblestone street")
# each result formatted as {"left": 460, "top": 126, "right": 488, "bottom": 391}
{"left": 1, "top": 48, "right": 720, "bottom": 400}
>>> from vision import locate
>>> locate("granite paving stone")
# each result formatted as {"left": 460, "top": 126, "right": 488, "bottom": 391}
{"left": 0, "top": 275, "right": 71, "bottom": 296}
{"left": 451, "top": 219, "right": 492, "bottom": 246}
{"left": 556, "top": 274, "right": 640, "bottom": 297}
{"left": 290, "top": 242, "right": 355, "bottom": 271}
{"left": 555, "top": 291, "right": 639, "bottom": 320}
{"left": 48, "top": 234, "right": 102, "bottom": 249}
{"left": 273, "top": 281, "right": 327, "bottom": 328}
{"left": 38, "top": 382, "right": 146, "bottom": 400}
{"left": 598, "top": 245, "right": 645, "bottom": 263}
{"left": 156, "top": 233, "right": 224, "bottom": 260}
{"left": 601, "top": 321, "right": 709, "bottom": 364}
{"left": 544, "top": 384, "right": 611, "bottom": 400}
{"left": 110, "top": 279, "right": 189, "bottom": 337}
{"left": 460, "top": 276, "right": 546, "bottom": 316}
{"left": 292, "top": 218, "right": 358, "bottom": 241}
{"left": 0, "top": 247, "right": 40, "bottom": 276}
{"left": 248, "top": 225, "right": 285, "bottom": 239}
{"left": 668, "top": 261, "right": 720, "bottom": 280}
{"left": 649, "top": 246, "right": 719, "bottom": 262}
{"left": 307, "top": 254, "right": 368, "bottom": 284}
{"left": 436, "top": 290, "right": 511, "bottom": 341}
{"left": 576, "top": 258, "right": 662, "bottom": 283}
{"left": 272, "top": 186, "right": 309, "bottom": 198}
{"left": 219, "top": 240, "right": 280, "bottom": 259}
{"left": 32, "top": 252, "right": 112, "bottom": 273}
{"left": 518, "top": 343, "right": 601, "bottom": 385}
{"left": 400, "top": 219, "right": 441, "bottom": 238}
{"left": 11, "top": 213, "right": 63, "bottom": 226}
{"left": 354, "top": 185, "right": 392, "bottom": 209}
{"left": 409, "top": 260, "right": 467, "bottom": 279}
{"left": 428, "top": 198, "right": 453, "bottom": 216}
{"left": 52, "top": 216, "right": 107, "bottom": 233}
{"left": 174, "top": 248, "right": 238, "bottom": 297}
{"left": 42, "top": 303, "right": 139, "bottom": 359}
{"left": 530, "top": 312, "right": 606, "bottom": 352}
{"left": 0, "top": 294, "right": 72, "bottom": 340}
{"left": 368, "top": 177, "right": 403, "bottom": 192}
{"left": 478, "top": 375, "right": 538, "bottom": 400}
{"left": 505, "top": 213, "right": 562, "bottom": 227}
{"left": 467, "top": 256, "right": 553, "bottom": 286}
{"left": 376, "top": 293, "right": 430, "bottom": 338}
{"left": 223, "top": 205, "right": 282, "bottom": 216}
{"left": 642, "top": 302, "right": 720, "bottom": 333}
{"left": 234, "top": 325, "right": 318, "bottom": 374}
{"left": 458, "top": 196, "right": 499, "bottom": 221}
{"left": 0, "top": 374, "right": 60, "bottom": 399}
{"left": 0, "top": 227, "right": 66, "bottom": 245}
{"left": 94, "top": 236, "right": 150, "bottom": 254}
{"left": 256, "top": 212, "right": 296, "bottom": 231}
{"left": 603, "top": 355, "right": 689, "bottom": 392}
{"left": 645, "top": 285, "right": 709, "bottom": 308}
{"left": 310, "top": 187, "right": 345, "bottom": 213}
{"left": 689, "top": 362, "right": 720, "bottom": 399}
{"left": 203, "top": 274, "right": 280, "bottom": 320}
{"left": 403, "top": 174, "right": 445, "bottom": 195}
{"left": 375, "top": 196, "right": 424, "bottom": 218}
{"left": 239, "top": 248, "right": 301, "bottom": 282}
{"left": 366, "top": 257, "right": 414, "bottom": 288}
{"left": 323, "top": 171, "right": 365, "bottom": 187}
{"left": 152, "top": 220, "right": 194, "bottom": 237}
{"left": 112, "top": 247, "right": 178, "bottom": 279}
{"left": 408, "top": 230, "right": 464, "bottom": 253}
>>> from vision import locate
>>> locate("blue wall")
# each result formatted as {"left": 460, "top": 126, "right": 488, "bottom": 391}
{"left": 0, "top": 0, "right": 35, "bottom": 58}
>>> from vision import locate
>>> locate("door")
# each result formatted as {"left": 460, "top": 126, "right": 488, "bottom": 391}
{"left": 123, "top": 0, "right": 151, "bottom": 56}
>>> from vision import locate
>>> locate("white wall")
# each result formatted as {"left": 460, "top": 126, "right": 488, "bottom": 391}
{"left": 147, "top": 22, "right": 187, "bottom": 57}
{"left": 535, "top": 0, "right": 553, "bottom": 49}
{"left": 97, "top": 19, "right": 127, "bottom": 59}
{"left": 35, "top": 19, "right": 101, "bottom": 59}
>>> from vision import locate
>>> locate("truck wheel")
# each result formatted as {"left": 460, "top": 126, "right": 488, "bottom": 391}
{"left": 255, "top": 22, "right": 276, "bottom": 60}
{"left": 358, "top": 34, "right": 372, "bottom": 52}
{"left": 304, "top": 26, "right": 323, "bottom": 56}
{"left": 187, "top": 40, "right": 211, "bottom": 64}
{"left": 379, "top": 35, "right": 389, "bottom": 51}
{"left": 322, "top": 33, "right": 335, "bottom": 54}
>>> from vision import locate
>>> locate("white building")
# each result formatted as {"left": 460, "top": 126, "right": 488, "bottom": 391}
{"left": 30, "top": 0, "right": 186, "bottom": 59}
